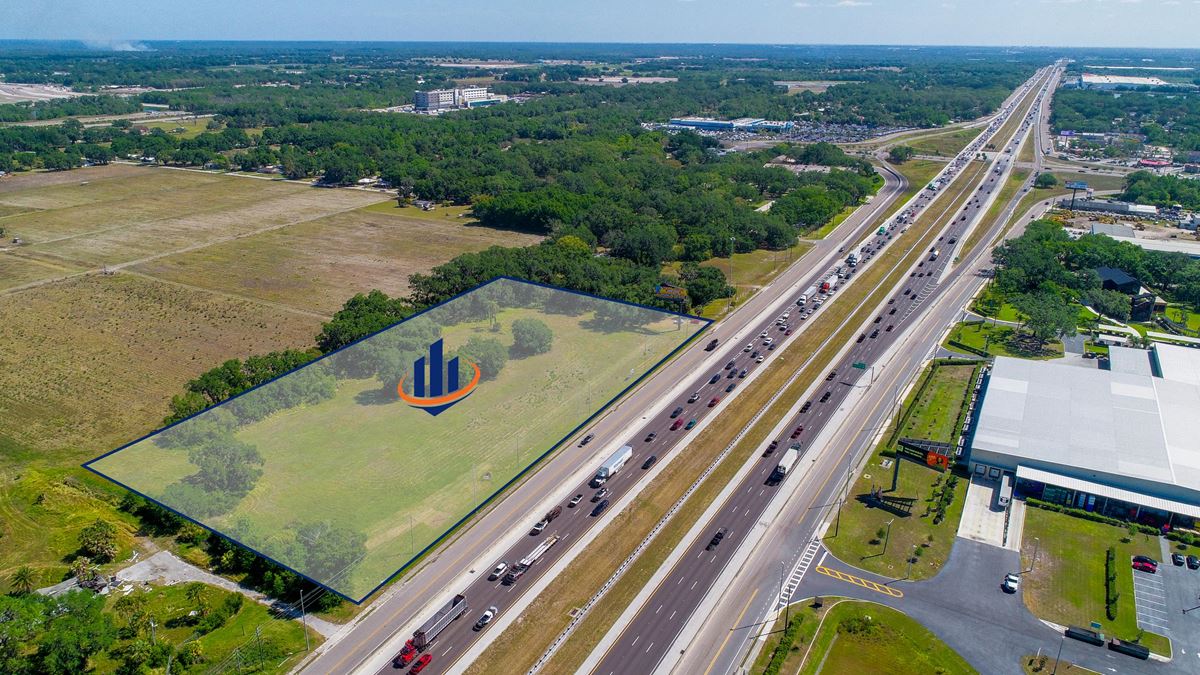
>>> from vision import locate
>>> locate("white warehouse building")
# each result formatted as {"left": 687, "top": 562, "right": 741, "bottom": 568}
{"left": 969, "top": 343, "right": 1200, "bottom": 524}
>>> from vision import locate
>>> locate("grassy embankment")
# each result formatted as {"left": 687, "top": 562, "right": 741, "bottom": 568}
{"left": 823, "top": 361, "right": 978, "bottom": 579}
{"left": 467, "top": 154, "right": 992, "bottom": 675}
{"left": 944, "top": 321, "right": 1064, "bottom": 359}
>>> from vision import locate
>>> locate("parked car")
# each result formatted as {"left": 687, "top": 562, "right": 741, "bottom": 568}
{"left": 568, "top": 494, "right": 583, "bottom": 508}
{"left": 1002, "top": 573, "right": 1020, "bottom": 593}
{"left": 488, "top": 562, "right": 508, "bottom": 581}
{"left": 1132, "top": 560, "right": 1157, "bottom": 573}
{"left": 473, "top": 606, "right": 498, "bottom": 631}
{"left": 642, "top": 455, "right": 657, "bottom": 470}
{"left": 1189, "top": 555, "right": 1200, "bottom": 570}
{"left": 1173, "top": 553, "right": 1186, "bottom": 566}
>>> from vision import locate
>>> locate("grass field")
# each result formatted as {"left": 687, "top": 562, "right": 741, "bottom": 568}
{"left": 881, "top": 159, "right": 946, "bottom": 222}
{"left": 91, "top": 291, "right": 697, "bottom": 600}
{"left": 137, "top": 117, "right": 214, "bottom": 139}
{"left": 135, "top": 201, "right": 540, "bottom": 315}
{"left": 798, "top": 600, "right": 975, "bottom": 675}
{"left": 476, "top": 143, "right": 992, "bottom": 675}
{"left": 1020, "top": 507, "right": 1170, "bottom": 657}
{"left": 687, "top": 241, "right": 814, "bottom": 319}
{"left": 89, "top": 582, "right": 320, "bottom": 675}
{"left": 908, "top": 127, "right": 981, "bottom": 158}
{"left": 824, "top": 362, "right": 977, "bottom": 579}
{"left": 945, "top": 321, "right": 1064, "bottom": 359}
{"left": 961, "top": 166, "right": 1030, "bottom": 259}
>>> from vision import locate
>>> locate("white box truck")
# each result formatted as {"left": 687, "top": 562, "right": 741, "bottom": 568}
{"left": 590, "top": 444, "right": 633, "bottom": 488}
{"left": 767, "top": 444, "right": 804, "bottom": 485}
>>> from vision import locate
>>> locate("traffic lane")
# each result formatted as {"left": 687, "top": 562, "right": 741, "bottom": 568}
{"left": 386, "top": 177, "right": 910, "bottom": 674}
{"left": 592, "top": 82, "right": 1050, "bottom": 673}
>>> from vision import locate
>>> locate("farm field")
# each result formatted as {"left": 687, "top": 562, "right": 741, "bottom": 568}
{"left": 134, "top": 201, "right": 541, "bottom": 315}
{"left": 89, "top": 280, "right": 703, "bottom": 600}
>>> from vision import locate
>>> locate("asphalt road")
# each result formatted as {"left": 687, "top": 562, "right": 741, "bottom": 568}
{"left": 663, "top": 64, "right": 1063, "bottom": 675}
{"left": 299, "top": 128, "right": 908, "bottom": 675}
{"left": 587, "top": 64, "right": 1060, "bottom": 675}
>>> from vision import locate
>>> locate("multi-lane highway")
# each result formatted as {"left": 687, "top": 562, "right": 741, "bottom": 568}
{"left": 301, "top": 133, "right": 908, "bottom": 675}
{"left": 585, "top": 64, "right": 1060, "bottom": 675}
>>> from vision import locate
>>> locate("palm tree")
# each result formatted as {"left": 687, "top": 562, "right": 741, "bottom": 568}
{"left": 10, "top": 566, "right": 35, "bottom": 595}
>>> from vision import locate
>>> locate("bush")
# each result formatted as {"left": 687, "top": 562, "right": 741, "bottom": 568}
{"left": 763, "top": 615, "right": 805, "bottom": 675}
{"left": 1026, "top": 498, "right": 1158, "bottom": 536}
{"left": 1105, "top": 547, "right": 1119, "bottom": 621}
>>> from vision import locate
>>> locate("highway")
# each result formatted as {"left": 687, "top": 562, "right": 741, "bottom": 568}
{"left": 299, "top": 131, "right": 908, "bottom": 675}
{"left": 584, "top": 63, "right": 1060, "bottom": 675}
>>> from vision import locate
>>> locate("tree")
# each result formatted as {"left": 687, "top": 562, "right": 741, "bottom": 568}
{"left": 510, "top": 318, "right": 554, "bottom": 357}
{"left": 295, "top": 522, "right": 367, "bottom": 583}
{"left": 187, "top": 437, "right": 264, "bottom": 496}
{"left": 34, "top": 591, "right": 116, "bottom": 675}
{"left": 10, "top": 566, "right": 35, "bottom": 595}
{"left": 1015, "top": 291, "right": 1078, "bottom": 344}
{"left": 1088, "top": 288, "right": 1131, "bottom": 322}
{"left": 78, "top": 519, "right": 118, "bottom": 563}
{"left": 456, "top": 336, "right": 508, "bottom": 380}
{"left": 185, "top": 581, "right": 210, "bottom": 617}
{"left": 1034, "top": 172, "right": 1059, "bottom": 189}
{"left": 888, "top": 145, "right": 916, "bottom": 164}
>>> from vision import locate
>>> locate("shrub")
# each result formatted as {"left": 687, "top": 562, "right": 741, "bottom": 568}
{"left": 1104, "top": 547, "right": 1119, "bottom": 621}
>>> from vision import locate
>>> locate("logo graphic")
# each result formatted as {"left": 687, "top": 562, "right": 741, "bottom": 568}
{"left": 397, "top": 339, "right": 480, "bottom": 416}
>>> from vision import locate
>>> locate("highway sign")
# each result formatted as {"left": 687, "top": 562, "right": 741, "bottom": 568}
{"left": 852, "top": 361, "right": 868, "bottom": 370}
{"left": 1065, "top": 181, "right": 1089, "bottom": 190}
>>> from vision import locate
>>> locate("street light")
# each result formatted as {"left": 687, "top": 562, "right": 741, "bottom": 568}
{"left": 883, "top": 518, "right": 895, "bottom": 554}
{"left": 1051, "top": 633, "right": 1066, "bottom": 675}
{"left": 907, "top": 543, "right": 919, "bottom": 578}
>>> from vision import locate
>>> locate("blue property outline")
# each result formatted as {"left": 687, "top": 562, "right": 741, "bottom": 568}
{"left": 84, "top": 276, "right": 711, "bottom": 603}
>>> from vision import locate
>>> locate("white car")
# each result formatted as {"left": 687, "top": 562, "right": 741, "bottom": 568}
{"left": 488, "top": 562, "right": 508, "bottom": 581}
{"left": 743, "top": 343, "right": 753, "bottom": 352}
{"left": 1002, "top": 573, "right": 1020, "bottom": 594}
{"left": 756, "top": 355, "right": 765, "bottom": 363}
{"left": 760, "top": 331, "right": 768, "bottom": 338}
{"left": 763, "top": 337, "right": 773, "bottom": 345}
{"left": 473, "top": 606, "right": 498, "bottom": 631}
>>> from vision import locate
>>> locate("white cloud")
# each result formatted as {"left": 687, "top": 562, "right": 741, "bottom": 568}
{"left": 834, "top": 0, "right": 872, "bottom": 5}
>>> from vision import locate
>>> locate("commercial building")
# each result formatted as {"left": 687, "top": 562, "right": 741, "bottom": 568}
{"left": 969, "top": 344, "right": 1200, "bottom": 524}
{"left": 413, "top": 86, "right": 505, "bottom": 112}
{"left": 667, "top": 116, "right": 794, "bottom": 131}
{"left": 1077, "top": 73, "right": 1172, "bottom": 90}
{"left": 1063, "top": 198, "right": 1158, "bottom": 218}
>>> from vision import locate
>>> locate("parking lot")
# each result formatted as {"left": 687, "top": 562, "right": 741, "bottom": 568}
{"left": 1133, "top": 566, "right": 1171, "bottom": 636}
{"left": 1151, "top": 549, "right": 1200, "bottom": 665}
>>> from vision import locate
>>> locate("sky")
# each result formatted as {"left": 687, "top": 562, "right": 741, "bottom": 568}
{"left": 5, "top": 0, "right": 1199, "bottom": 49}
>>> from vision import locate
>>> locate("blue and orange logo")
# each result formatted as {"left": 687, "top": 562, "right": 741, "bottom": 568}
{"left": 398, "top": 339, "right": 480, "bottom": 416}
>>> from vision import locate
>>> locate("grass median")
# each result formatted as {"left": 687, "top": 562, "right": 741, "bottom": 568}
{"left": 465, "top": 143, "right": 996, "bottom": 675}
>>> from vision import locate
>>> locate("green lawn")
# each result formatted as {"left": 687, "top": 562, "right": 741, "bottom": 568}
{"left": 798, "top": 600, "right": 976, "bottom": 675}
{"left": 1022, "top": 654, "right": 1098, "bottom": 675}
{"left": 1020, "top": 507, "right": 1170, "bottom": 657}
{"left": 138, "top": 117, "right": 214, "bottom": 140}
{"left": 90, "top": 292, "right": 696, "bottom": 600}
{"left": 683, "top": 241, "right": 813, "bottom": 319}
{"left": 907, "top": 127, "right": 981, "bottom": 158}
{"left": 824, "top": 362, "right": 977, "bottom": 579}
{"left": 945, "top": 321, "right": 1063, "bottom": 359}
{"left": 90, "top": 582, "right": 319, "bottom": 674}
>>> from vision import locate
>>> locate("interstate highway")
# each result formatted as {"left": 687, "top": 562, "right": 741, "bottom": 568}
{"left": 587, "top": 63, "right": 1058, "bottom": 675}
{"left": 299, "top": 139, "right": 906, "bottom": 675}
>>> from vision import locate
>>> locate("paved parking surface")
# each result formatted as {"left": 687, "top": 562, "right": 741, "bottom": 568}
{"left": 1133, "top": 567, "right": 1172, "bottom": 636}
{"left": 956, "top": 475, "right": 1007, "bottom": 547}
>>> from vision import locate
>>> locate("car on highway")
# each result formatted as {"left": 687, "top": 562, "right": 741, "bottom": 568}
{"left": 725, "top": 360, "right": 736, "bottom": 370}
{"left": 709, "top": 373, "right": 721, "bottom": 384}
{"left": 671, "top": 406, "right": 685, "bottom": 418}
{"left": 709, "top": 396, "right": 721, "bottom": 407}
{"left": 1001, "top": 573, "right": 1020, "bottom": 593}
{"left": 760, "top": 331, "right": 768, "bottom": 338}
{"left": 645, "top": 432, "right": 657, "bottom": 442}
{"left": 763, "top": 337, "right": 773, "bottom": 345}
{"left": 886, "top": 324, "right": 895, "bottom": 332}
{"left": 592, "top": 487, "right": 609, "bottom": 502}
{"left": 739, "top": 369, "right": 748, "bottom": 378}
{"left": 800, "top": 401, "right": 812, "bottom": 413}
{"left": 727, "top": 369, "right": 737, "bottom": 379}
{"left": 820, "top": 391, "right": 832, "bottom": 402}
{"left": 869, "top": 329, "right": 880, "bottom": 338}
{"left": 751, "top": 350, "right": 760, "bottom": 359}
{"left": 688, "top": 392, "right": 700, "bottom": 403}
{"left": 825, "top": 370, "right": 837, "bottom": 381}
{"left": 791, "top": 425, "right": 804, "bottom": 439}
{"left": 473, "top": 606, "right": 498, "bottom": 631}
{"left": 725, "top": 382, "right": 737, "bottom": 393}
{"left": 856, "top": 334, "right": 866, "bottom": 344}
{"left": 579, "top": 433, "right": 594, "bottom": 447}
{"left": 488, "top": 562, "right": 508, "bottom": 581}
{"left": 642, "top": 455, "right": 657, "bottom": 470}
{"left": 685, "top": 418, "right": 698, "bottom": 430}
{"left": 756, "top": 355, "right": 765, "bottom": 363}
{"left": 670, "top": 418, "right": 684, "bottom": 431}
{"left": 568, "top": 494, "right": 583, "bottom": 508}
{"left": 744, "top": 343, "right": 753, "bottom": 352}
{"left": 768, "top": 343, "right": 776, "bottom": 351}
{"left": 785, "top": 329, "right": 792, "bottom": 336}
{"left": 591, "top": 499, "right": 609, "bottom": 517}
{"left": 763, "top": 440, "right": 779, "bottom": 457}
{"left": 706, "top": 527, "right": 728, "bottom": 551}
{"left": 410, "top": 654, "right": 432, "bottom": 674}
{"left": 530, "top": 520, "right": 548, "bottom": 535}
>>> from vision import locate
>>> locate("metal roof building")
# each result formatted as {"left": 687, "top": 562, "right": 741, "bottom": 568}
{"left": 969, "top": 344, "right": 1200, "bottom": 520}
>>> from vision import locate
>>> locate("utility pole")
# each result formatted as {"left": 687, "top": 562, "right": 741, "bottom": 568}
{"left": 256, "top": 626, "right": 265, "bottom": 671}
{"left": 907, "top": 543, "right": 918, "bottom": 578}
{"left": 299, "top": 588, "right": 310, "bottom": 652}
{"left": 1051, "top": 633, "right": 1065, "bottom": 675}
{"left": 883, "top": 518, "right": 895, "bottom": 554}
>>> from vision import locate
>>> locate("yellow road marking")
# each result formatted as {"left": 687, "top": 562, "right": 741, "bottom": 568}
{"left": 813, "top": 565, "right": 903, "bottom": 598}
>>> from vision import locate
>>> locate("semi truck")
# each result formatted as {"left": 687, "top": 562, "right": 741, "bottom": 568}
{"left": 412, "top": 593, "right": 469, "bottom": 650}
{"left": 819, "top": 274, "right": 837, "bottom": 293}
{"left": 767, "top": 444, "right": 804, "bottom": 485}
{"left": 590, "top": 445, "right": 633, "bottom": 488}
{"left": 502, "top": 534, "right": 560, "bottom": 585}
{"left": 797, "top": 285, "right": 818, "bottom": 306}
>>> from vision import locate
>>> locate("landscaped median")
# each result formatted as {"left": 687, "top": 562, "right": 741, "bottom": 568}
{"left": 823, "top": 360, "right": 980, "bottom": 580}
{"left": 752, "top": 598, "right": 976, "bottom": 675}
{"left": 1018, "top": 504, "right": 1170, "bottom": 657}
{"left": 465, "top": 147, "right": 996, "bottom": 675}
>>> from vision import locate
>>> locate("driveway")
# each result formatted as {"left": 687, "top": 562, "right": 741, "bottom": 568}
{"left": 798, "top": 538, "right": 1172, "bottom": 674}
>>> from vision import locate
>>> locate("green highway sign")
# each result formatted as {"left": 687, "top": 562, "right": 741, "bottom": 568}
{"left": 852, "top": 361, "right": 868, "bottom": 369}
